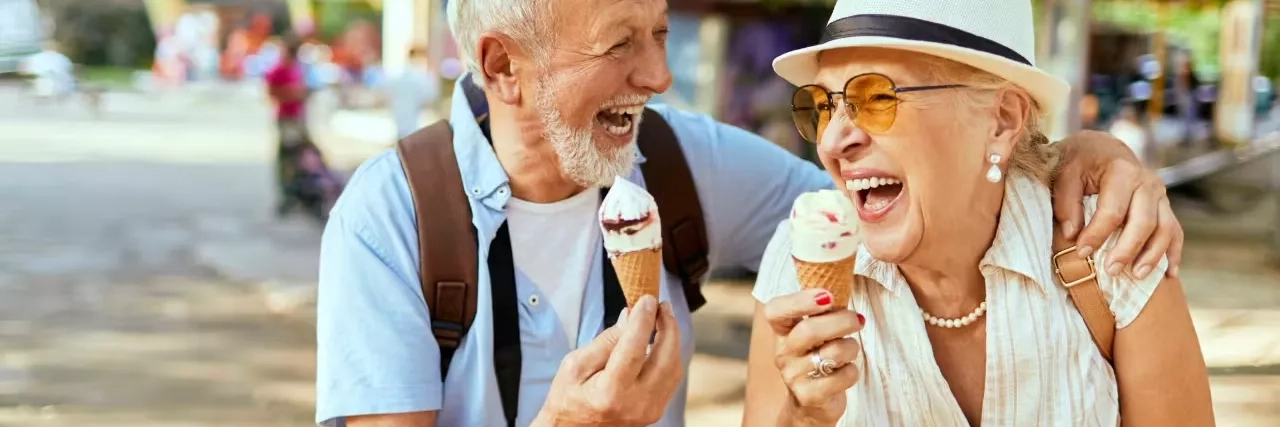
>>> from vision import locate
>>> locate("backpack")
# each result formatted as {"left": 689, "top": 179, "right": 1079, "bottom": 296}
{"left": 395, "top": 108, "right": 709, "bottom": 426}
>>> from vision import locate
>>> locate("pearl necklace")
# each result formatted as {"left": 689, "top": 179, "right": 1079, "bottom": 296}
{"left": 922, "top": 301, "right": 988, "bottom": 328}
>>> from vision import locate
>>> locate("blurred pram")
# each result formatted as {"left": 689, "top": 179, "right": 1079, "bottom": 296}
{"left": 277, "top": 119, "right": 343, "bottom": 221}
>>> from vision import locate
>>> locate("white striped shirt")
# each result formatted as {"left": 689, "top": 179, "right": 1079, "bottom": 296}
{"left": 751, "top": 173, "right": 1167, "bottom": 426}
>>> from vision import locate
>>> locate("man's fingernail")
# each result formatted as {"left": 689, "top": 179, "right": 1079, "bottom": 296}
{"left": 1078, "top": 246, "right": 1093, "bottom": 258}
{"left": 1061, "top": 221, "right": 1076, "bottom": 238}
{"left": 1135, "top": 265, "right": 1152, "bottom": 279}
{"left": 856, "top": 313, "right": 866, "bottom": 325}
{"left": 1170, "top": 266, "right": 1180, "bottom": 277}
{"left": 814, "top": 291, "right": 832, "bottom": 306}
{"left": 1106, "top": 262, "right": 1122, "bottom": 276}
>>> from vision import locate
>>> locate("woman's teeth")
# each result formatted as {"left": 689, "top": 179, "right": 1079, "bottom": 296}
{"left": 845, "top": 177, "right": 902, "bottom": 191}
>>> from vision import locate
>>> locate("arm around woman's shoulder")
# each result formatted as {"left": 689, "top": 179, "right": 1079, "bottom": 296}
{"left": 1083, "top": 198, "right": 1213, "bottom": 425}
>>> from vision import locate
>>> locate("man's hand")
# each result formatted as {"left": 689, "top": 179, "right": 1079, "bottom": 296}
{"left": 1052, "top": 130, "right": 1183, "bottom": 279}
{"left": 533, "top": 296, "right": 683, "bottom": 427}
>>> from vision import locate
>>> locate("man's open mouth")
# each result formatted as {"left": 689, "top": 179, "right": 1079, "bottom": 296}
{"left": 596, "top": 105, "right": 645, "bottom": 136}
{"left": 848, "top": 176, "right": 905, "bottom": 216}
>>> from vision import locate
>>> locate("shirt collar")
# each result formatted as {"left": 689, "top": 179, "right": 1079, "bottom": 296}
{"left": 447, "top": 74, "right": 647, "bottom": 211}
{"left": 853, "top": 173, "right": 1058, "bottom": 296}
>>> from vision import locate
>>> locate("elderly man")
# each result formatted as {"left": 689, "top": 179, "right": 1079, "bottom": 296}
{"left": 316, "top": 1, "right": 1183, "bottom": 426}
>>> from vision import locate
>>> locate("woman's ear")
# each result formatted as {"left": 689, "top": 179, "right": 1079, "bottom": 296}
{"left": 987, "top": 88, "right": 1032, "bottom": 157}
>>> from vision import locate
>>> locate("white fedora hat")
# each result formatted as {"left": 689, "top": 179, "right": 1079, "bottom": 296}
{"left": 773, "top": 0, "right": 1070, "bottom": 118}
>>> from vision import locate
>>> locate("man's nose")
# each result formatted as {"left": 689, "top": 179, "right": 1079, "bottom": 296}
{"left": 817, "top": 113, "right": 871, "bottom": 160}
{"left": 630, "top": 42, "right": 673, "bottom": 94}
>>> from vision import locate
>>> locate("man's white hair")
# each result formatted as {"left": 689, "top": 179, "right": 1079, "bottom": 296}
{"left": 446, "top": 0, "right": 553, "bottom": 87}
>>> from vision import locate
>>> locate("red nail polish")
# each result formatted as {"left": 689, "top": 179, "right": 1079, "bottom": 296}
{"left": 815, "top": 292, "right": 832, "bottom": 306}
{"left": 857, "top": 313, "right": 866, "bottom": 325}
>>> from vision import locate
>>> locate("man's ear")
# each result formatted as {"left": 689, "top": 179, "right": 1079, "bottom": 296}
{"left": 476, "top": 31, "right": 529, "bottom": 105}
{"left": 987, "top": 88, "right": 1032, "bottom": 157}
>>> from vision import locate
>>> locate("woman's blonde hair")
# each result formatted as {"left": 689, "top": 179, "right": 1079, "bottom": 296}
{"left": 920, "top": 56, "right": 1060, "bottom": 184}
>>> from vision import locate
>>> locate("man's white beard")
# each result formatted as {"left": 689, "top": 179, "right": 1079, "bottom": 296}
{"left": 536, "top": 75, "right": 638, "bottom": 188}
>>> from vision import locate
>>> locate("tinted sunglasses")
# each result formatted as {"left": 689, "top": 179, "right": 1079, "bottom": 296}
{"left": 790, "top": 73, "right": 964, "bottom": 143}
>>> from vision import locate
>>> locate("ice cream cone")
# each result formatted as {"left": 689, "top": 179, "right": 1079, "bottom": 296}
{"left": 611, "top": 247, "right": 663, "bottom": 307}
{"left": 793, "top": 256, "right": 855, "bottom": 307}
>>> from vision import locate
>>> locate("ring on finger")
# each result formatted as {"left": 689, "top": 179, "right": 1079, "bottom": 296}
{"left": 807, "top": 354, "right": 839, "bottom": 379}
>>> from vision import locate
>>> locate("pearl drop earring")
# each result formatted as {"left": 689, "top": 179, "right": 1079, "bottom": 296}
{"left": 985, "top": 152, "right": 1003, "bottom": 183}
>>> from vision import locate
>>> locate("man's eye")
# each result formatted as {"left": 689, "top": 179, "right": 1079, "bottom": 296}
{"left": 611, "top": 38, "right": 632, "bottom": 51}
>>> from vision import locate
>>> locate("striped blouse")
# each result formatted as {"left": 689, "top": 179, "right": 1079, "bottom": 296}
{"left": 751, "top": 173, "right": 1167, "bottom": 426}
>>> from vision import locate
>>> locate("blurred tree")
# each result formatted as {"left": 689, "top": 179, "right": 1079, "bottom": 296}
{"left": 36, "top": 0, "right": 157, "bottom": 68}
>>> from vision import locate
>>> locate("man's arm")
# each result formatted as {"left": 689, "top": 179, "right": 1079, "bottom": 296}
{"left": 315, "top": 154, "right": 443, "bottom": 426}
{"left": 653, "top": 106, "right": 832, "bottom": 272}
{"left": 1051, "top": 131, "right": 1183, "bottom": 279}
{"left": 346, "top": 412, "right": 437, "bottom": 427}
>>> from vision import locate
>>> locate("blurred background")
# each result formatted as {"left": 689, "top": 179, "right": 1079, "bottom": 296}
{"left": 2, "top": 0, "right": 1280, "bottom": 425}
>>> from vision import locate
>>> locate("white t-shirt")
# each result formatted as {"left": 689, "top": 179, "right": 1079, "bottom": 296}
{"left": 505, "top": 189, "right": 599, "bottom": 349}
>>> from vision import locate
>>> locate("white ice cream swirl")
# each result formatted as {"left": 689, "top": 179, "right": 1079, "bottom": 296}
{"left": 790, "top": 190, "right": 859, "bottom": 263}
{"left": 599, "top": 176, "right": 662, "bottom": 257}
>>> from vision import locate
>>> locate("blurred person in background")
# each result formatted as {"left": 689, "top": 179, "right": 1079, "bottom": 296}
{"left": 386, "top": 45, "right": 441, "bottom": 139}
{"left": 21, "top": 41, "right": 76, "bottom": 100}
{"left": 315, "top": 0, "right": 1189, "bottom": 425}
{"left": 265, "top": 35, "right": 312, "bottom": 215}
{"left": 1109, "top": 102, "right": 1151, "bottom": 165}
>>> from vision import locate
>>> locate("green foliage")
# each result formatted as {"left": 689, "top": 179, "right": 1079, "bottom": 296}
{"left": 1092, "top": 1, "right": 1223, "bottom": 79}
{"left": 1260, "top": 16, "right": 1280, "bottom": 81}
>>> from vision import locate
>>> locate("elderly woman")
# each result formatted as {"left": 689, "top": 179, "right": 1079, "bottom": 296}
{"left": 744, "top": 1, "right": 1214, "bottom": 426}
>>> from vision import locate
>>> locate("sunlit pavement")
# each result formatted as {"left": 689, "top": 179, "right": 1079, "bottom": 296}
{"left": 0, "top": 92, "right": 318, "bottom": 426}
{"left": 3, "top": 91, "right": 1280, "bottom": 425}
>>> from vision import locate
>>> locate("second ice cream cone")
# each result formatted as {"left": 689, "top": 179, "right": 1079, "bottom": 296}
{"left": 794, "top": 256, "right": 855, "bottom": 307}
{"left": 611, "top": 247, "right": 663, "bottom": 307}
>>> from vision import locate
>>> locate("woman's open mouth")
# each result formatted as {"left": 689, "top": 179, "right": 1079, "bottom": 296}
{"left": 848, "top": 176, "right": 905, "bottom": 223}
{"left": 596, "top": 105, "right": 645, "bottom": 139}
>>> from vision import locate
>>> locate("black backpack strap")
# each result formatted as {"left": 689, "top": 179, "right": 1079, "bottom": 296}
{"left": 636, "top": 108, "right": 711, "bottom": 312}
{"left": 489, "top": 224, "right": 522, "bottom": 426}
{"left": 396, "top": 121, "right": 478, "bottom": 378}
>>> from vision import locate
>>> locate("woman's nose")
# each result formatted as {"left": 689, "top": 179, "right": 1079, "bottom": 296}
{"left": 817, "top": 114, "right": 870, "bottom": 160}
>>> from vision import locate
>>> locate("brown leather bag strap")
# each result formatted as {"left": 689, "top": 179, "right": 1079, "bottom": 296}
{"left": 636, "top": 108, "right": 710, "bottom": 311}
{"left": 1051, "top": 224, "right": 1116, "bottom": 362}
{"left": 396, "top": 121, "right": 479, "bottom": 374}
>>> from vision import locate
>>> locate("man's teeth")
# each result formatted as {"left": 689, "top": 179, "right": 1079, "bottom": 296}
{"left": 605, "top": 105, "right": 646, "bottom": 116}
{"left": 845, "top": 177, "right": 903, "bottom": 191}
{"left": 601, "top": 105, "right": 645, "bottom": 136}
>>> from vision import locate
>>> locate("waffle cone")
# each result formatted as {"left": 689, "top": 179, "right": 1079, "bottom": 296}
{"left": 611, "top": 247, "right": 663, "bottom": 307}
{"left": 793, "top": 256, "right": 855, "bottom": 307}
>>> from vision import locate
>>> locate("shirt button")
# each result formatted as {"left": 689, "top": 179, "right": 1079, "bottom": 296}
{"left": 471, "top": 188, "right": 482, "bottom": 195}
{"left": 528, "top": 295, "right": 540, "bottom": 306}
{"left": 498, "top": 188, "right": 508, "bottom": 195}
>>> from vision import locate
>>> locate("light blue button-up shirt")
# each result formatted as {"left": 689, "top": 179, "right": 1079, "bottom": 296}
{"left": 315, "top": 77, "right": 831, "bottom": 426}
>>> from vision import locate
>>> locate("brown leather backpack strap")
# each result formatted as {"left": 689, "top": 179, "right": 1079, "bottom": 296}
{"left": 396, "top": 121, "right": 479, "bottom": 375}
{"left": 636, "top": 108, "right": 710, "bottom": 311}
{"left": 1051, "top": 224, "right": 1116, "bottom": 362}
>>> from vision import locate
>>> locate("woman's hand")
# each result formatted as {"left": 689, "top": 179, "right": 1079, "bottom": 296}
{"left": 764, "top": 289, "right": 866, "bottom": 426}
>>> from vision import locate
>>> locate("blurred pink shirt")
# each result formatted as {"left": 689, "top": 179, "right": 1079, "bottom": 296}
{"left": 265, "top": 61, "right": 305, "bottom": 120}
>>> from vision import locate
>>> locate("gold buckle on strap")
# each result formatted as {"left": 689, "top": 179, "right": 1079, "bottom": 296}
{"left": 1052, "top": 245, "right": 1097, "bottom": 288}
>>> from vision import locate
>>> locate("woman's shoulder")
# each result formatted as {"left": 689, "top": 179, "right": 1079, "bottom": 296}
{"left": 750, "top": 221, "right": 804, "bottom": 304}
{"left": 1080, "top": 195, "right": 1169, "bottom": 328}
